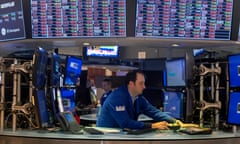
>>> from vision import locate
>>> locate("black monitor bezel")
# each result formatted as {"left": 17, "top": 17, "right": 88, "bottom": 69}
{"left": 227, "top": 91, "right": 240, "bottom": 126}
{"left": 32, "top": 47, "right": 48, "bottom": 88}
{"left": 165, "top": 57, "right": 186, "bottom": 88}
{"left": 63, "top": 56, "right": 83, "bottom": 86}
{"left": 228, "top": 54, "right": 240, "bottom": 88}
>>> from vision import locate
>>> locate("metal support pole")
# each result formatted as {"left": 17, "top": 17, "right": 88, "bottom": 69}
{"left": 210, "top": 63, "right": 215, "bottom": 128}
{"left": 211, "top": 63, "right": 215, "bottom": 100}
{"left": 17, "top": 73, "right": 21, "bottom": 104}
{"left": 12, "top": 59, "right": 18, "bottom": 132}
{"left": 199, "top": 74, "right": 204, "bottom": 127}
{"left": 0, "top": 72, "right": 5, "bottom": 132}
{"left": 215, "top": 63, "right": 220, "bottom": 130}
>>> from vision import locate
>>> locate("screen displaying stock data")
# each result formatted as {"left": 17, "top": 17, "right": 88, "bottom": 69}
{"left": 136, "top": 0, "right": 233, "bottom": 40}
{"left": 31, "top": 0, "right": 126, "bottom": 38}
{"left": 0, "top": 0, "right": 26, "bottom": 41}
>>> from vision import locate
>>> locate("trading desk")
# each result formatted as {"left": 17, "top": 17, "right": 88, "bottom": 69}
{"left": 0, "top": 128, "right": 240, "bottom": 144}
{"left": 80, "top": 113, "right": 153, "bottom": 122}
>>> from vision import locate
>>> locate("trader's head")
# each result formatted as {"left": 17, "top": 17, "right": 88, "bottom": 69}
{"left": 126, "top": 70, "right": 146, "bottom": 97}
{"left": 102, "top": 78, "right": 112, "bottom": 92}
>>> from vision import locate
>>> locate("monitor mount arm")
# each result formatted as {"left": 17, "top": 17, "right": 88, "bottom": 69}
{"left": 9, "top": 62, "right": 32, "bottom": 73}
{"left": 11, "top": 102, "right": 34, "bottom": 115}
{"left": 196, "top": 100, "right": 221, "bottom": 111}
{"left": 199, "top": 64, "right": 221, "bottom": 76}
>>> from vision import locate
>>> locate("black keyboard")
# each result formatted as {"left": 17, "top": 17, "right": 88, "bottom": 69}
{"left": 126, "top": 128, "right": 157, "bottom": 135}
{"left": 179, "top": 127, "right": 212, "bottom": 135}
{"left": 83, "top": 127, "right": 104, "bottom": 135}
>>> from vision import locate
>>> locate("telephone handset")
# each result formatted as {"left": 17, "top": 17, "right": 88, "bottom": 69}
{"left": 58, "top": 111, "right": 82, "bottom": 132}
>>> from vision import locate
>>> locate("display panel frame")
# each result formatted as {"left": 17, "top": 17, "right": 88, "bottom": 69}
{"left": 228, "top": 54, "right": 240, "bottom": 88}
{"left": 0, "top": 0, "right": 26, "bottom": 41}
{"left": 135, "top": 0, "right": 234, "bottom": 40}
{"left": 63, "top": 56, "right": 82, "bottom": 86}
{"left": 227, "top": 92, "right": 240, "bottom": 126}
{"left": 30, "top": 0, "right": 127, "bottom": 38}
{"left": 165, "top": 58, "right": 186, "bottom": 88}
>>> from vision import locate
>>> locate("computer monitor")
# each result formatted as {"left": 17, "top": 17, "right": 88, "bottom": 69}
{"left": 61, "top": 88, "right": 75, "bottom": 112}
{"left": 0, "top": 0, "right": 26, "bottom": 41}
{"left": 32, "top": 47, "right": 48, "bottom": 88}
{"left": 165, "top": 58, "right": 186, "bottom": 87}
{"left": 163, "top": 91, "right": 184, "bottom": 120}
{"left": 228, "top": 54, "right": 240, "bottom": 87}
{"left": 33, "top": 89, "right": 49, "bottom": 128}
{"left": 143, "top": 70, "right": 163, "bottom": 88}
{"left": 64, "top": 56, "right": 82, "bottom": 86}
{"left": 85, "top": 45, "right": 119, "bottom": 58}
{"left": 227, "top": 92, "right": 240, "bottom": 125}
{"left": 50, "top": 52, "right": 61, "bottom": 87}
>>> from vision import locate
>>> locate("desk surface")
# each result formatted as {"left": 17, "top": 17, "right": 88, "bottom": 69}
{"left": 80, "top": 113, "right": 153, "bottom": 122}
{"left": 0, "top": 128, "right": 240, "bottom": 144}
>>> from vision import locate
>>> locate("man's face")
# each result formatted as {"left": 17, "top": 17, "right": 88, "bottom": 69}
{"left": 102, "top": 81, "right": 111, "bottom": 91}
{"left": 131, "top": 73, "right": 146, "bottom": 96}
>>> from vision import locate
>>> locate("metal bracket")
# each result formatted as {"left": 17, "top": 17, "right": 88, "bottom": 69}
{"left": 12, "top": 103, "right": 34, "bottom": 115}
{"left": 199, "top": 64, "right": 221, "bottom": 76}
{"left": 196, "top": 100, "right": 221, "bottom": 111}
{"left": 0, "top": 103, "right": 4, "bottom": 110}
{"left": 9, "top": 62, "right": 32, "bottom": 73}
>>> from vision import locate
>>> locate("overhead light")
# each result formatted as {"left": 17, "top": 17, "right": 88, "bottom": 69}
{"left": 83, "top": 42, "right": 90, "bottom": 46}
{"left": 171, "top": 43, "right": 180, "bottom": 47}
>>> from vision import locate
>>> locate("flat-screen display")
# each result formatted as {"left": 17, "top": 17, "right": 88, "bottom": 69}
{"left": 61, "top": 88, "right": 75, "bottom": 112}
{"left": 135, "top": 0, "right": 233, "bottom": 40}
{"left": 32, "top": 47, "right": 48, "bottom": 88}
{"left": 228, "top": 54, "right": 240, "bottom": 87}
{"left": 163, "top": 91, "right": 184, "bottom": 119}
{"left": 33, "top": 89, "right": 49, "bottom": 128}
{"left": 86, "top": 45, "right": 119, "bottom": 58}
{"left": 227, "top": 92, "right": 240, "bottom": 125}
{"left": 165, "top": 58, "right": 186, "bottom": 87}
{"left": 193, "top": 48, "right": 206, "bottom": 57}
{"left": 64, "top": 56, "right": 82, "bottom": 86}
{"left": 31, "top": 0, "right": 126, "bottom": 38}
{"left": 0, "top": 0, "right": 26, "bottom": 41}
{"left": 143, "top": 70, "right": 163, "bottom": 88}
{"left": 50, "top": 52, "right": 61, "bottom": 87}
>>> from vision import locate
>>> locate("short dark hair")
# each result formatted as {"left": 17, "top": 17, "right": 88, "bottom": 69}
{"left": 125, "top": 70, "right": 145, "bottom": 85}
{"left": 103, "top": 78, "right": 112, "bottom": 84}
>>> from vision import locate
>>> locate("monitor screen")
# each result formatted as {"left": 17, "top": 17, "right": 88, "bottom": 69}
{"left": 64, "top": 56, "right": 82, "bottom": 86}
{"left": 86, "top": 45, "right": 119, "bottom": 58}
{"left": 165, "top": 58, "right": 186, "bottom": 87}
{"left": 228, "top": 54, "right": 240, "bottom": 87}
{"left": 193, "top": 48, "right": 206, "bottom": 57}
{"left": 0, "top": 0, "right": 26, "bottom": 41}
{"left": 61, "top": 88, "right": 75, "bottom": 112}
{"left": 163, "top": 91, "right": 184, "bottom": 119}
{"left": 33, "top": 89, "right": 49, "bottom": 128}
{"left": 50, "top": 52, "right": 61, "bottom": 87}
{"left": 143, "top": 70, "right": 163, "bottom": 88}
{"left": 227, "top": 92, "right": 240, "bottom": 125}
{"left": 135, "top": 0, "right": 233, "bottom": 40}
{"left": 31, "top": 0, "right": 126, "bottom": 38}
{"left": 32, "top": 47, "right": 48, "bottom": 88}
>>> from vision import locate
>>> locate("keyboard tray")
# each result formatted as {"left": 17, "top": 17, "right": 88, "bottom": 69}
{"left": 179, "top": 127, "right": 212, "bottom": 135}
{"left": 126, "top": 128, "right": 157, "bottom": 135}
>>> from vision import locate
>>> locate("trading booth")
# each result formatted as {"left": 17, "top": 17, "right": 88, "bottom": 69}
{"left": 1, "top": 0, "right": 240, "bottom": 144}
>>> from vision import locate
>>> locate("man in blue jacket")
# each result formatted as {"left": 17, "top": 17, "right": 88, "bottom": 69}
{"left": 96, "top": 70, "right": 183, "bottom": 130}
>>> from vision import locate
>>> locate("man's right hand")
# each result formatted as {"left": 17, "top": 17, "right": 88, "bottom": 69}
{"left": 151, "top": 121, "right": 169, "bottom": 130}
